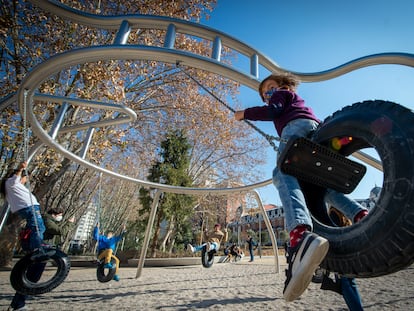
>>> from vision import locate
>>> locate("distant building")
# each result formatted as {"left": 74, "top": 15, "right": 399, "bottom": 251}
{"left": 357, "top": 186, "right": 382, "bottom": 211}
{"left": 227, "top": 203, "right": 286, "bottom": 245}
{"left": 69, "top": 203, "right": 97, "bottom": 252}
{"left": 226, "top": 186, "right": 381, "bottom": 246}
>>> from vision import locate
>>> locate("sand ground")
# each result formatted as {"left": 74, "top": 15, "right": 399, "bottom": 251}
{"left": 0, "top": 256, "right": 413, "bottom": 310}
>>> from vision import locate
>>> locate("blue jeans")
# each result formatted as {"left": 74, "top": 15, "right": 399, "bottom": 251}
{"left": 340, "top": 277, "right": 363, "bottom": 311}
{"left": 249, "top": 247, "right": 254, "bottom": 261}
{"left": 17, "top": 205, "right": 45, "bottom": 249}
{"left": 273, "top": 119, "right": 365, "bottom": 232}
{"left": 193, "top": 242, "right": 219, "bottom": 252}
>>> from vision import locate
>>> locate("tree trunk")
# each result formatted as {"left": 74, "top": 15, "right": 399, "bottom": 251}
{"left": 0, "top": 212, "right": 22, "bottom": 269}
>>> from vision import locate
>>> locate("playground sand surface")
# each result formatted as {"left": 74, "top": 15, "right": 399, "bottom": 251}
{"left": 0, "top": 256, "right": 413, "bottom": 311}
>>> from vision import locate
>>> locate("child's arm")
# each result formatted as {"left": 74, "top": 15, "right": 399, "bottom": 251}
{"left": 93, "top": 224, "right": 100, "bottom": 241}
{"left": 235, "top": 91, "right": 291, "bottom": 121}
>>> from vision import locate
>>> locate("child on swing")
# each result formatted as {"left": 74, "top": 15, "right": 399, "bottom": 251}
{"left": 187, "top": 223, "right": 228, "bottom": 254}
{"left": 234, "top": 72, "right": 368, "bottom": 301}
{"left": 93, "top": 222, "right": 126, "bottom": 282}
{"left": 1, "top": 161, "right": 48, "bottom": 311}
{"left": 1, "top": 161, "right": 46, "bottom": 250}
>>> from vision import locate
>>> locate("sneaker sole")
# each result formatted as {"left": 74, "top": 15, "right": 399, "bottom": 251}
{"left": 283, "top": 235, "right": 329, "bottom": 302}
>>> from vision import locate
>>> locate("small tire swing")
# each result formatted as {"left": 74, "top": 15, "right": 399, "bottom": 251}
{"left": 201, "top": 245, "right": 216, "bottom": 268}
{"left": 96, "top": 256, "right": 117, "bottom": 283}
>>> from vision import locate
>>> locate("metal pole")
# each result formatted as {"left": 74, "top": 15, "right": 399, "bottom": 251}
{"left": 212, "top": 36, "right": 222, "bottom": 61}
{"left": 164, "top": 23, "right": 176, "bottom": 49}
{"left": 258, "top": 212, "right": 262, "bottom": 258}
{"left": 237, "top": 222, "right": 240, "bottom": 245}
{"left": 0, "top": 203, "right": 10, "bottom": 234}
{"left": 250, "top": 190, "right": 279, "bottom": 273}
{"left": 113, "top": 20, "right": 131, "bottom": 45}
{"left": 136, "top": 190, "right": 162, "bottom": 278}
{"left": 79, "top": 127, "right": 95, "bottom": 159}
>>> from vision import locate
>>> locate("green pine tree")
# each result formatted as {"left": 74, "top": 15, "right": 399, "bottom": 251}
{"left": 139, "top": 129, "right": 195, "bottom": 257}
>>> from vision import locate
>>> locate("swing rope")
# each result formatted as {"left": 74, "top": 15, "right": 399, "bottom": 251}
{"left": 97, "top": 172, "right": 102, "bottom": 227}
{"left": 93, "top": 172, "right": 103, "bottom": 255}
{"left": 177, "top": 65, "right": 281, "bottom": 152}
{"left": 94, "top": 173, "right": 126, "bottom": 255}
{"left": 23, "top": 90, "right": 42, "bottom": 247}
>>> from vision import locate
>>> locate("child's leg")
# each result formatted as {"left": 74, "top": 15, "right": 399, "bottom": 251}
{"left": 98, "top": 249, "right": 112, "bottom": 264}
{"left": 193, "top": 243, "right": 206, "bottom": 252}
{"left": 17, "top": 205, "right": 46, "bottom": 249}
{"left": 274, "top": 119, "right": 319, "bottom": 246}
{"left": 210, "top": 242, "right": 219, "bottom": 251}
{"left": 324, "top": 189, "right": 368, "bottom": 223}
{"left": 340, "top": 277, "right": 363, "bottom": 310}
{"left": 273, "top": 167, "right": 312, "bottom": 236}
{"left": 113, "top": 255, "right": 120, "bottom": 274}
{"left": 105, "top": 249, "right": 113, "bottom": 264}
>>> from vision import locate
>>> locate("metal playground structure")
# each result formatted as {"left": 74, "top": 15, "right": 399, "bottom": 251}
{"left": 2, "top": 0, "right": 414, "bottom": 282}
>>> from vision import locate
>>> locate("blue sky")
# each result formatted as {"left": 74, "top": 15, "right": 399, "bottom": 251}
{"left": 202, "top": 0, "right": 414, "bottom": 205}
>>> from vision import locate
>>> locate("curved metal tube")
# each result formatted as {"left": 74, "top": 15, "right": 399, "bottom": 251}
{"left": 17, "top": 45, "right": 275, "bottom": 194}
{"left": 27, "top": 0, "right": 414, "bottom": 83}
{"left": 251, "top": 190, "right": 280, "bottom": 273}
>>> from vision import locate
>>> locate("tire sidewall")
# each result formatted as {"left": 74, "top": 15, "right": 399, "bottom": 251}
{"left": 96, "top": 257, "right": 117, "bottom": 282}
{"left": 201, "top": 245, "right": 214, "bottom": 268}
{"left": 311, "top": 101, "right": 414, "bottom": 277}
{"left": 10, "top": 248, "right": 71, "bottom": 295}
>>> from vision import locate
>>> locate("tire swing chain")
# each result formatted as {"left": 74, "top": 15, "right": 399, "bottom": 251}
{"left": 95, "top": 173, "right": 117, "bottom": 283}
{"left": 177, "top": 66, "right": 281, "bottom": 153}
{"left": 23, "top": 90, "right": 42, "bottom": 248}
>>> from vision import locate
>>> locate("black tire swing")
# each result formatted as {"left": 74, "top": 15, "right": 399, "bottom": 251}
{"left": 201, "top": 245, "right": 216, "bottom": 268}
{"left": 10, "top": 247, "right": 71, "bottom": 295}
{"left": 96, "top": 256, "right": 117, "bottom": 283}
{"left": 308, "top": 100, "right": 414, "bottom": 278}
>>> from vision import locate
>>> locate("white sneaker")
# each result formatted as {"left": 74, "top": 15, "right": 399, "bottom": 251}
{"left": 187, "top": 244, "right": 195, "bottom": 253}
{"left": 206, "top": 242, "right": 211, "bottom": 252}
{"left": 283, "top": 232, "right": 329, "bottom": 302}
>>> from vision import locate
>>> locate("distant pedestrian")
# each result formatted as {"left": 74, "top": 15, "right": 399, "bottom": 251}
{"left": 246, "top": 235, "right": 255, "bottom": 262}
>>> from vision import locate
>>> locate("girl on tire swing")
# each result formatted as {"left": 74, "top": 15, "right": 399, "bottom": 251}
{"left": 234, "top": 72, "right": 368, "bottom": 302}
{"left": 93, "top": 222, "right": 126, "bottom": 282}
